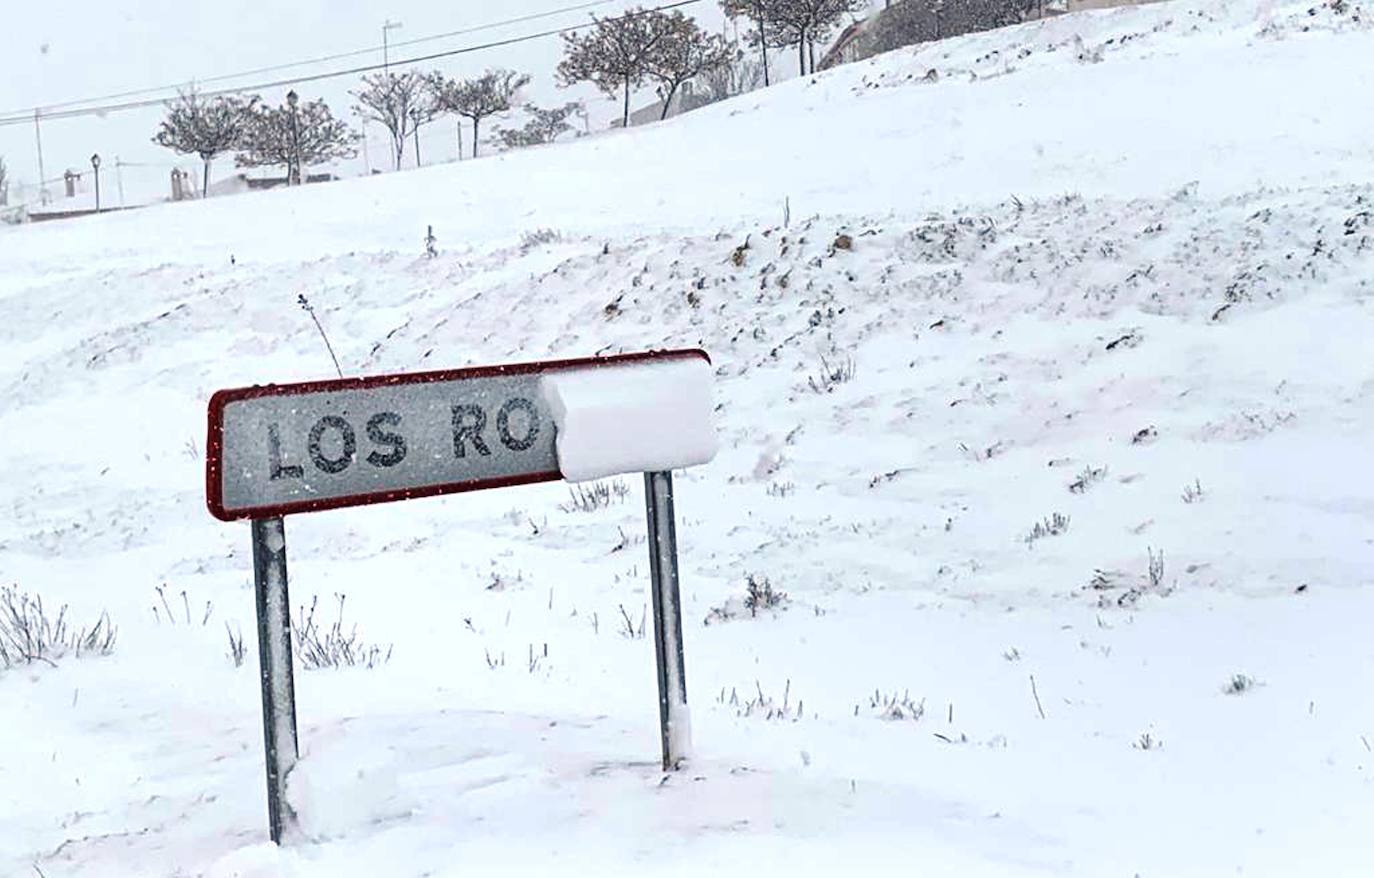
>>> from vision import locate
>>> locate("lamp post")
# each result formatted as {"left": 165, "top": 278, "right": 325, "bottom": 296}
{"left": 382, "top": 20, "right": 403, "bottom": 71}
{"left": 34, "top": 110, "right": 50, "bottom": 204}
{"left": 410, "top": 107, "right": 423, "bottom": 168}
{"left": 286, "top": 90, "right": 301, "bottom": 186}
{"left": 90, "top": 153, "right": 101, "bottom": 213}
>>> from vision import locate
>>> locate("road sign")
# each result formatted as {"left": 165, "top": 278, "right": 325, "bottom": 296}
{"left": 206, "top": 349, "right": 707, "bottom": 521}
{"left": 207, "top": 348, "right": 711, "bottom": 845}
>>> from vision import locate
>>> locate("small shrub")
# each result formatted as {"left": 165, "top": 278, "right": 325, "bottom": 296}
{"left": 225, "top": 623, "right": 246, "bottom": 668}
{"left": 519, "top": 228, "right": 560, "bottom": 251}
{"left": 730, "top": 236, "right": 750, "bottom": 266}
{"left": 866, "top": 690, "right": 925, "bottom": 722}
{"left": 1147, "top": 548, "right": 1166, "bottom": 590}
{"left": 807, "top": 354, "right": 857, "bottom": 394}
{"left": 1068, "top": 466, "right": 1107, "bottom": 494}
{"left": 766, "top": 481, "right": 795, "bottom": 498}
{"left": 617, "top": 603, "right": 646, "bottom": 639}
{"left": 152, "top": 584, "right": 212, "bottom": 626}
{"left": 1133, "top": 731, "right": 1162, "bottom": 751}
{"left": 486, "top": 570, "right": 524, "bottom": 591}
{"left": 1131, "top": 426, "right": 1158, "bottom": 445}
{"left": 559, "top": 479, "right": 628, "bottom": 513}
{"left": 1182, "top": 479, "right": 1205, "bottom": 504}
{"left": 719, "top": 679, "right": 803, "bottom": 721}
{"left": 609, "top": 526, "right": 641, "bottom": 554}
{"left": 1089, "top": 548, "right": 1169, "bottom": 609}
{"left": 0, "top": 586, "right": 116, "bottom": 669}
{"left": 705, "top": 575, "right": 791, "bottom": 625}
{"left": 744, "top": 576, "right": 787, "bottom": 616}
{"left": 1223, "top": 673, "right": 1257, "bottom": 696}
{"left": 527, "top": 642, "right": 548, "bottom": 674}
{"left": 1024, "top": 513, "right": 1070, "bottom": 545}
{"left": 293, "top": 594, "right": 392, "bottom": 670}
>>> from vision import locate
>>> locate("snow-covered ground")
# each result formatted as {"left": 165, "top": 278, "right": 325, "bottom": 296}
{"left": 2, "top": 1, "right": 1373, "bottom": 875}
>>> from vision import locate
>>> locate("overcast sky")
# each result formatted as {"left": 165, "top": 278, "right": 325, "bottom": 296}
{"left": 1, "top": 0, "right": 851, "bottom": 202}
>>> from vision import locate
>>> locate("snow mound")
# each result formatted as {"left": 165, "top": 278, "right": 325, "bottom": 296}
{"left": 543, "top": 353, "right": 718, "bottom": 482}
{"left": 3, "top": 1, "right": 1374, "bottom": 876}
{"left": 852, "top": 0, "right": 1373, "bottom": 93}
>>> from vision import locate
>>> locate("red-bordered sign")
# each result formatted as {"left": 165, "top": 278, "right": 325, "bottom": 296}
{"left": 206, "top": 348, "right": 709, "bottom": 521}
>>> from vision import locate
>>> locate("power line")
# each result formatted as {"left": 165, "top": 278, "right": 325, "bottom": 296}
{"left": 2, "top": 0, "right": 629, "bottom": 118}
{"left": 0, "top": 0, "right": 702, "bottom": 129}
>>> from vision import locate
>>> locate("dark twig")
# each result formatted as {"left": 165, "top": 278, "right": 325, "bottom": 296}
{"left": 298, "top": 293, "right": 344, "bottom": 379}
{"left": 1030, "top": 674, "right": 1047, "bottom": 720}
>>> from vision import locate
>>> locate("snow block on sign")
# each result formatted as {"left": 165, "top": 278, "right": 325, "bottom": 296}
{"left": 542, "top": 355, "right": 717, "bottom": 482}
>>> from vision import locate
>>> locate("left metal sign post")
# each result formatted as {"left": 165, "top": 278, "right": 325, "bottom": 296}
{"left": 250, "top": 516, "right": 299, "bottom": 844}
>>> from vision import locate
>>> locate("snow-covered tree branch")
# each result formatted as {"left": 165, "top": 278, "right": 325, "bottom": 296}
{"left": 494, "top": 101, "right": 585, "bottom": 150}
{"left": 152, "top": 89, "right": 256, "bottom": 197}
{"left": 643, "top": 13, "right": 734, "bottom": 120}
{"left": 431, "top": 69, "right": 531, "bottom": 158}
{"left": 352, "top": 72, "right": 436, "bottom": 171}
{"left": 235, "top": 96, "right": 359, "bottom": 182}
{"left": 557, "top": 7, "right": 678, "bottom": 129}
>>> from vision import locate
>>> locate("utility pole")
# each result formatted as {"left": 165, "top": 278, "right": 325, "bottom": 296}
{"left": 410, "top": 108, "right": 423, "bottom": 167}
{"left": 115, "top": 156, "right": 126, "bottom": 207}
{"left": 360, "top": 119, "right": 372, "bottom": 173}
{"left": 752, "top": 0, "right": 770, "bottom": 87}
{"left": 33, "top": 109, "right": 48, "bottom": 204}
{"left": 383, "top": 20, "right": 403, "bottom": 71}
{"left": 91, "top": 153, "right": 102, "bottom": 212}
{"left": 287, "top": 90, "right": 302, "bottom": 185}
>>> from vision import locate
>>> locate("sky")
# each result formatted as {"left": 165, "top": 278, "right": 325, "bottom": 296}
{"left": 0, "top": 0, "right": 870, "bottom": 205}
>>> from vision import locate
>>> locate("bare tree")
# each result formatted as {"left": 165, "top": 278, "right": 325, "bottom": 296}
{"left": 557, "top": 7, "right": 677, "bottom": 129}
{"left": 152, "top": 89, "right": 256, "bottom": 197}
{"left": 352, "top": 72, "right": 435, "bottom": 171}
{"left": 693, "top": 49, "right": 767, "bottom": 107}
{"left": 643, "top": 12, "right": 734, "bottom": 120}
{"left": 236, "top": 95, "right": 359, "bottom": 182}
{"left": 431, "top": 68, "right": 530, "bottom": 158}
{"left": 0, "top": 157, "right": 8, "bottom": 206}
{"left": 721, "top": 0, "right": 785, "bottom": 85}
{"left": 494, "top": 101, "right": 585, "bottom": 150}
{"left": 767, "top": 0, "right": 864, "bottom": 76}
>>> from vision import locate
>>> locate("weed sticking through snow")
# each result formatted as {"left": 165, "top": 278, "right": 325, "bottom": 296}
{"left": 0, "top": 586, "right": 116, "bottom": 670}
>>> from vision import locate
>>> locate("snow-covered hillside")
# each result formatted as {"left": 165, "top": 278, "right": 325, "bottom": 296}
{"left": 2, "top": 1, "right": 1373, "bottom": 876}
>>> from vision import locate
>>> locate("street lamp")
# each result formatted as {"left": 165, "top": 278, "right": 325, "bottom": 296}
{"left": 383, "top": 20, "right": 403, "bottom": 71}
{"left": 286, "top": 90, "right": 301, "bottom": 186}
{"left": 410, "top": 107, "right": 424, "bottom": 168}
{"left": 90, "top": 153, "right": 101, "bottom": 213}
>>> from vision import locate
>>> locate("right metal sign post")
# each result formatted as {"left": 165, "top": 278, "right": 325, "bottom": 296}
{"left": 644, "top": 470, "right": 690, "bottom": 771}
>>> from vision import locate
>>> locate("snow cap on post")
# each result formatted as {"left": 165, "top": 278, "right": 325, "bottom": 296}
{"left": 542, "top": 351, "right": 717, "bottom": 482}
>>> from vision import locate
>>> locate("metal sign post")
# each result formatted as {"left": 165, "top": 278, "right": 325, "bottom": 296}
{"left": 250, "top": 516, "right": 299, "bottom": 844}
{"left": 207, "top": 350, "right": 712, "bottom": 844}
{"left": 644, "top": 470, "right": 689, "bottom": 770}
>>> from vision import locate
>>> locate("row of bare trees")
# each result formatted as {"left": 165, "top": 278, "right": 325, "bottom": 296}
{"left": 558, "top": 8, "right": 733, "bottom": 128}
{"left": 719, "top": 0, "right": 1042, "bottom": 79}
{"left": 722, "top": 0, "right": 864, "bottom": 79}
{"left": 153, "top": 91, "right": 358, "bottom": 197}
{"left": 149, "top": 68, "right": 555, "bottom": 196}
{"left": 351, "top": 68, "right": 572, "bottom": 169}
{"left": 553, "top": 1, "right": 872, "bottom": 126}
{"left": 149, "top": 3, "right": 875, "bottom": 192}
